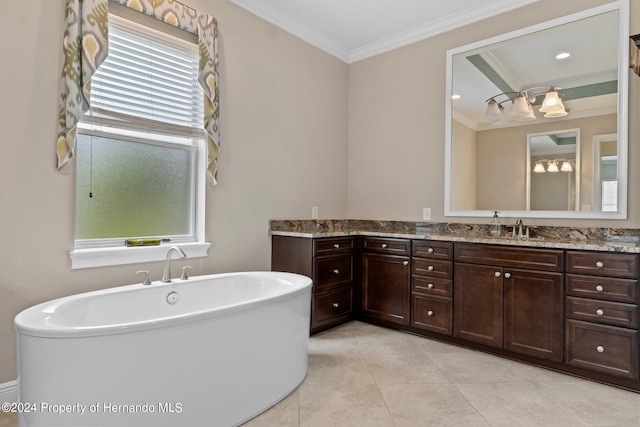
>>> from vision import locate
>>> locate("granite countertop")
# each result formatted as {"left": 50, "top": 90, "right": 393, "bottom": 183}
{"left": 269, "top": 220, "right": 640, "bottom": 253}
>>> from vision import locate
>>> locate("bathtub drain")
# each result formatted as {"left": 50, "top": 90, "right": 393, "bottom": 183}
{"left": 166, "top": 292, "right": 180, "bottom": 305}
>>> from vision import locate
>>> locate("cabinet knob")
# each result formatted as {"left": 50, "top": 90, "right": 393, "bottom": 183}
{"left": 427, "top": 283, "right": 434, "bottom": 289}
{"left": 596, "top": 261, "right": 604, "bottom": 268}
{"left": 332, "top": 302, "right": 339, "bottom": 308}
{"left": 495, "top": 271, "right": 501, "bottom": 277}
{"left": 403, "top": 261, "right": 409, "bottom": 266}
{"left": 381, "top": 243, "right": 387, "bottom": 248}
{"left": 427, "top": 248, "right": 434, "bottom": 253}
{"left": 595, "top": 284, "right": 604, "bottom": 292}
{"left": 596, "top": 308, "right": 604, "bottom": 316}
{"left": 504, "top": 272, "right": 511, "bottom": 279}
{"left": 427, "top": 310, "right": 434, "bottom": 316}
{"left": 333, "top": 243, "right": 340, "bottom": 249}
{"left": 596, "top": 345, "right": 605, "bottom": 353}
{"left": 333, "top": 269, "right": 340, "bottom": 275}
{"left": 427, "top": 265, "right": 434, "bottom": 271}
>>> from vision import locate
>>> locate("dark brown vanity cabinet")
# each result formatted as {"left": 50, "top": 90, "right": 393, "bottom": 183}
{"left": 360, "top": 237, "right": 411, "bottom": 325}
{"left": 565, "top": 251, "right": 640, "bottom": 380}
{"left": 454, "top": 243, "right": 565, "bottom": 362}
{"left": 410, "top": 240, "right": 454, "bottom": 335}
{"left": 271, "top": 235, "right": 355, "bottom": 334}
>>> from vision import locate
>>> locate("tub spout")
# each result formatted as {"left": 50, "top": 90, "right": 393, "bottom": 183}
{"left": 161, "top": 246, "right": 187, "bottom": 283}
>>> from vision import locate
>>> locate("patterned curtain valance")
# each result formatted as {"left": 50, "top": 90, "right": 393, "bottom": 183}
{"left": 56, "top": 0, "right": 220, "bottom": 185}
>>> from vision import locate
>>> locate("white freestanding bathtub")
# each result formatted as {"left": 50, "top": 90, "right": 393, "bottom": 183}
{"left": 14, "top": 271, "right": 312, "bottom": 427}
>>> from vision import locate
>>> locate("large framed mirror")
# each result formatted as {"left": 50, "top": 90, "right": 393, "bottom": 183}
{"left": 444, "top": 0, "right": 629, "bottom": 219}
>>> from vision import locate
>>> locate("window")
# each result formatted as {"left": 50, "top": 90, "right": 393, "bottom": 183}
{"left": 71, "top": 14, "right": 209, "bottom": 269}
{"left": 601, "top": 180, "right": 618, "bottom": 212}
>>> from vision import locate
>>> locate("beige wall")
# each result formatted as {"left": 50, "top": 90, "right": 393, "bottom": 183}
{"left": 1, "top": 0, "right": 638, "bottom": 386}
{"left": 450, "top": 120, "right": 477, "bottom": 210}
{"left": 0, "top": 0, "right": 348, "bottom": 383}
{"left": 347, "top": 0, "right": 640, "bottom": 225}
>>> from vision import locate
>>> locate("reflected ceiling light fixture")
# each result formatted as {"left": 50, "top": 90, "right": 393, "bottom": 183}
{"left": 556, "top": 52, "right": 571, "bottom": 59}
{"left": 483, "top": 86, "right": 567, "bottom": 124}
{"left": 533, "top": 159, "right": 574, "bottom": 173}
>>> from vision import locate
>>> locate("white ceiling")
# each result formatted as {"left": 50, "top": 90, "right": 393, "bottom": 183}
{"left": 229, "top": 0, "right": 539, "bottom": 63}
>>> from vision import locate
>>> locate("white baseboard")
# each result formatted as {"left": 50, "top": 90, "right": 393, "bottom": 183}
{"left": 0, "top": 380, "right": 18, "bottom": 403}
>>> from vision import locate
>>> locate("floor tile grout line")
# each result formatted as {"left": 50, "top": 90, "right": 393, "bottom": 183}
{"left": 449, "top": 382, "right": 495, "bottom": 427}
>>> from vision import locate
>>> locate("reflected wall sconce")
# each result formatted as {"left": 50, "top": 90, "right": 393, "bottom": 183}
{"left": 484, "top": 86, "right": 567, "bottom": 124}
{"left": 533, "top": 159, "right": 574, "bottom": 173}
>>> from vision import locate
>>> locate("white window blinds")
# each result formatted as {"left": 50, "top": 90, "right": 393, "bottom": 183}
{"left": 89, "top": 16, "right": 203, "bottom": 132}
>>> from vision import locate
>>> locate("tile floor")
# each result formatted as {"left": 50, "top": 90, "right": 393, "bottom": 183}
{"left": 244, "top": 321, "right": 640, "bottom": 427}
{"left": 1, "top": 321, "right": 639, "bottom": 426}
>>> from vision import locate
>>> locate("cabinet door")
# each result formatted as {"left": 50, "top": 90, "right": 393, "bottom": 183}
{"left": 361, "top": 252, "right": 410, "bottom": 325}
{"left": 503, "top": 269, "right": 564, "bottom": 362}
{"left": 454, "top": 263, "right": 503, "bottom": 347}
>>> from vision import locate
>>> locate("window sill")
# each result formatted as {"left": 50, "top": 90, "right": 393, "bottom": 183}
{"left": 70, "top": 242, "right": 210, "bottom": 269}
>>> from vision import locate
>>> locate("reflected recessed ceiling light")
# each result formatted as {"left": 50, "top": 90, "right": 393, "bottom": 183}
{"left": 452, "top": 94, "right": 461, "bottom": 99}
{"left": 556, "top": 52, "right": 570, "bottom": 59}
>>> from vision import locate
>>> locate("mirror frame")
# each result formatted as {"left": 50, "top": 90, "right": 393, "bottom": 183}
{"left": 444, "top": 0, "right": 629, "bottom": 219}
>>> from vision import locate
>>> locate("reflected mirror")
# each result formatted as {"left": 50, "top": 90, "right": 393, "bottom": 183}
{"left": 526, "top": 129, "right": 579, "bottom": 212}
{"left": 445, "top": 1, "right": 629, "bottom": 219}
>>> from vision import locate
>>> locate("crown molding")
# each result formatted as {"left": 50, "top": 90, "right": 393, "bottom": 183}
{"left": 229, "top": 0, "right": 351, "bottom": 62}
{"left": 231, "top": 0, "right": 538, "bottom": 63}
{"left": 350, "top": 0, "right": 539, "bottom": 62}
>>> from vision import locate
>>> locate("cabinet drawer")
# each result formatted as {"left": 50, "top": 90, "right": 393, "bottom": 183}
{"left": 315, "top": 255, "right": 353, "bottom": 290}
{"left": 314, "top": 287, "right": 353, "bottom": 326}
{"left": 362, "top": 237, "right": 410, "bottom": 255}
{"left": 567, "top": 274, "right": 637, "bottom": 304}
{"left": 411, "top": 294, "right": 452, "bottom": 335}
{"left": 412, "top": 276, "right": 452, "bottom": 297}
{"left": 565, "top": 319, "right": 639, "bottom": 380}
{"left": 412, "top": 240, "right": 453, "bottom": 260}
{"left": 412, "top": 258, "right": 452, "bottom": 279}
{"left": 454, "top": 243, "right": 563, "bottom": 272}
{"left": 314, "top": 237, "right": 354, "bottom": 256}
{"left": 566, "top": 297, "right": 639, "bottom": 329}
{"left": 566, "top": 251, "right": 639, "bottom": 279}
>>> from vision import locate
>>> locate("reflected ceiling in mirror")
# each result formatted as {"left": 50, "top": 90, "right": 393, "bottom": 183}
{"left": 445, "top": 0, "right": 629, "bottom": 219}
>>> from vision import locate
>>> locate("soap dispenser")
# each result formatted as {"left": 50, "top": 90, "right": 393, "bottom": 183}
{"left": 490, "top": 211, "right": 501, "bottom": 236}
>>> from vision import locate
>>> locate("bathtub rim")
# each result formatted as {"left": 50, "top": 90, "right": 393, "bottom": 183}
{"left": 14, "top": 271, "right": 312, "bottom": 339}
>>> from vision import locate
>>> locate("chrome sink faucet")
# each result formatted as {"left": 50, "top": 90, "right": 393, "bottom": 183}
{"left": 515, "top": 219, "right": 523, "bottom": 237}
{"left": 513, "top": 219, "right": 529, "bottom": 240}
{"left": 161, "top": 246, "right": 187, "bottom": 283}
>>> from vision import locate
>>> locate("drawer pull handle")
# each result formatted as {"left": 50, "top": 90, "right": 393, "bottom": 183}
{"left": 495, "top": 272, "right": 501, "bottom": 277}
{"left": 504, "top": 272, "right": 511, "bottom": 279}
{"left": 333, "top": 243, "right": 340, "bottom": 249}
{"left": 596, "top": 345, "right": 605, "bottom": 353}
{"left": 595, "top": 284, "right": 604, "bottom": 292}
{"left": 333, "top": 269, "right": 340, "bottom": 275}
{"left": 381, "top": 243, "right": 387, "bottom": 248}
{"left": 427, "top": 283, "right": 434, "bottom": 289}
{"left": 427, "top": 310, "right": 434, "bottom": 316}
{"left": 595, "top": 261, "right": 604, "bottom": 268}
{"left": 427, "top": 248, "right": 434, "bottom": 253}
{"left": 403, "top": 261, "right": 409, "bottom": 266}
{"left": 427, "top": 266, "right": 434, "bottom": 271}
{"left": 596, "top": 308, "right": 604, "bottom": 316}
{"left": 332, "top": 302, "right": 339, "bottom": 308}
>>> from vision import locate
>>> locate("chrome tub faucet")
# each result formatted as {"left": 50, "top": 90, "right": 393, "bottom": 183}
{"left": 161, "top": 246, "right": 187, "bottom": 283}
